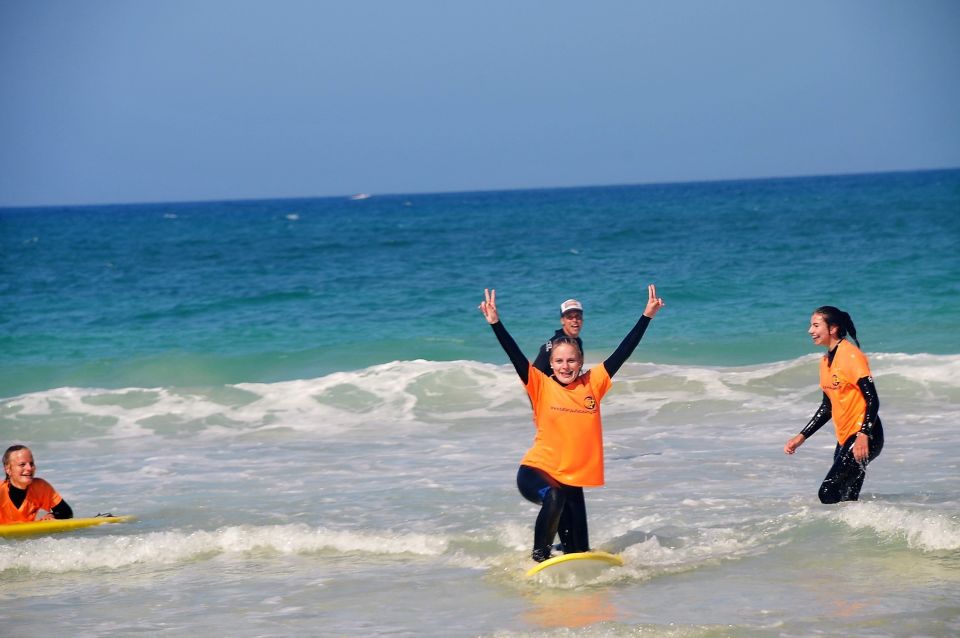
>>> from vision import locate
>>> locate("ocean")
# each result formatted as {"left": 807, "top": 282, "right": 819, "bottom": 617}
{"left": 1, "top": 169, "right": 958, "bottom": 637}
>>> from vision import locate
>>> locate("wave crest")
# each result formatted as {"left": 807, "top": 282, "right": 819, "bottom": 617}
{"left": 835, "top": 502, "right": 960, "bottom": 552}
{"left": 3, "top": 353, "right": 958, "bottom": 443}
{"left": 0, "top": 524, "right": 449, "bottom": 574}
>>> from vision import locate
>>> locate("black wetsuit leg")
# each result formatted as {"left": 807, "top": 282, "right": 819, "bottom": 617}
{"left": 516, "top": 465, "right": 589, "bottom": 560}
{"left": 557, "top": 487, "right": 589, "bottom": 554}
{"left": 818, "top": 419, "right": 884, "bottom": 504}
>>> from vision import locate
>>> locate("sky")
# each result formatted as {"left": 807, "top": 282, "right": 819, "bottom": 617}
{"left": 1, "top": 0, "right": 958, "bottom": 207}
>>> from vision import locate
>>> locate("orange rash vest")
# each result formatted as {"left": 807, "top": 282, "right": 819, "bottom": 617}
{"left": 820, "top": 339, "right": 873, "bottom": 445}
{"left": 521, "top": 363, "right": 612, "bottom": 487}
{"left": 0, "top": 478, "right": 63, "bottom": 523}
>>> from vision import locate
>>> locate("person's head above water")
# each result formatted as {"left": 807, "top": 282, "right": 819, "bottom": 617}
{"left": 809, "top": 305, "right": 860, "bottom": 349}
{"left": 3, "top": 444, "right": 37, "bottom": 489}
{"left": 549, "top": 337, "right": 583, "bottom": 385}
{"left": 559, "top": 299, "right": 583, "bottom": 339}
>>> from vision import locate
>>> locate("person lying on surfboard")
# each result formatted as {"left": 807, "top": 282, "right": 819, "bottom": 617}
{"left": 1, "top": 445, "right": 73, "bottom": 523}
{"left": 479, "top": 285, "right": 664, "bottom": 562}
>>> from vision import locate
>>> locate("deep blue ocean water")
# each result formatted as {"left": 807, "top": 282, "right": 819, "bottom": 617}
{"left": 2, "top": 169, "right": 958, "bottom": 398}
{"left": 2, "top": 170, "right": 959, "bottom": 637}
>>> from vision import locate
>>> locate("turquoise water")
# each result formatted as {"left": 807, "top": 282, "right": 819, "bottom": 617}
{"left": 2, "top": 169, "right": 958, "bottom": 397}
{"left": 1, "top": 170, "right": 959, "bottom": 637}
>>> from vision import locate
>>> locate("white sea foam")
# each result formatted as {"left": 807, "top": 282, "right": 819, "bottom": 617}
{"left": 870, "top": 351, "right": 960, "bottom": 383}
{"left": 0, "top": 524, "right": 449, "bottom": 573}
{"left": 3, "top": 353, "right": 956, "bottom": 444}
{"left": 834, "top": 502, "right": 960, "bottom": 552}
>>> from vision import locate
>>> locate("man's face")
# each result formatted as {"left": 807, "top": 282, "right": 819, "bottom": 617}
{"left": 561, "top": 311, "right": 583, "bottom": 338}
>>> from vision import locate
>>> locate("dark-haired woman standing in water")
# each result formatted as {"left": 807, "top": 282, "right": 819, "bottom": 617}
{"left": 784, "top": 306, "right": 884, "bottom": 503}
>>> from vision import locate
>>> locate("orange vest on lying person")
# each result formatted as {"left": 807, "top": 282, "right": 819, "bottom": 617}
{"left": 0, "top": 478, "right": 64, "bottom": 523}
{"left": 521, "top": 363, "right": 612, "bottom": 487}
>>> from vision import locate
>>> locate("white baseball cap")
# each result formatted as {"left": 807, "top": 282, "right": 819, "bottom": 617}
{"left": 560, "top": 299, "right": 583, "bottom": 315}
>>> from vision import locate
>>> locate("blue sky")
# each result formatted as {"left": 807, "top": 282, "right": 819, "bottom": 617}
{"left": 2, "top": 1, "right": 958, "bottom": 207}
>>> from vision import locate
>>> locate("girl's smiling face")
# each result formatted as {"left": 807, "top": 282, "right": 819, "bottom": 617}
{"left": 550, "top": 342, "right": 583, "bottom": 385}
{"left": 809, "top": 312, "right": 838, "bottom": 349}
{"left": 4, "top": 448, "right": 37, "bottom": 490}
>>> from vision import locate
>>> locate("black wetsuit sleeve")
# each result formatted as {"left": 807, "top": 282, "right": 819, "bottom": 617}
{"left": 532, "top": 342, "right": 551, "bottom": 376}
{"left": 491, "top": 321, "right": 530, "bottom": 385}
{"left": 51, "top": 499, "right": 73, "bottom": 519}
{"left": 800, "top": 393, "right": 832, "bottom": 438}
{"left": 857, "top": 376, "right": 880, "bottom": 436}
{"left": 602, "top": 315, "right": 652, "bottom": 378}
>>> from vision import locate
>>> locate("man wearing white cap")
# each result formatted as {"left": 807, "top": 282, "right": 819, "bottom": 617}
{"left": 533, "top": 299, "right": 584, "bottom": 377}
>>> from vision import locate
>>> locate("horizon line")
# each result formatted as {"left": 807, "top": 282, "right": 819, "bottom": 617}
{"left": 2, "top": 165, "right": 958, "bottom": 211}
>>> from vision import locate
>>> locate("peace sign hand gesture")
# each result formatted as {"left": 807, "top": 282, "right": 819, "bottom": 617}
{"left": 479, "top": 288, "right": 500, "bottom": 324}
{"left": 643, "top": 284, "right": 665, "bottom": 318}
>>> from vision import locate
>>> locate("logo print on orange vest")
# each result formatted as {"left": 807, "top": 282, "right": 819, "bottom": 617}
{"left": 831, "top": 374, "right": 840, "bottom": 389}
{"left": 584, "top": 396, "right": 596, "bottom": 410}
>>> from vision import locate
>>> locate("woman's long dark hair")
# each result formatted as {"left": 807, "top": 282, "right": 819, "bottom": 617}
{"left": 814, "top": 306, "right": 860, "bottom": 347}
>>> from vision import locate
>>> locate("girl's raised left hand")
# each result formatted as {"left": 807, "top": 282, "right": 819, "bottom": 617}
{"left": 479, "top": 288, "right": 499, "bottom": 324}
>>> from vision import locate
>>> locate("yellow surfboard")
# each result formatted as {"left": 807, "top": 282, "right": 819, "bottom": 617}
{"left": 0, "top": 515, "right": 135, "bottom": 539}
{"left": 525, "top": 550, "right": 624, "bottom": 578}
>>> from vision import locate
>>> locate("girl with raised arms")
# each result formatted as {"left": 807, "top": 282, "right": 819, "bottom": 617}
{"left": 479, "top": 285, "right": 664, "bottom": 562}
{"left": 784, "top": 306, "right": 885, "bottom": 503}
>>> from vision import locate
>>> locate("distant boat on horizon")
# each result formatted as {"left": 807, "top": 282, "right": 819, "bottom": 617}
{"left": 349, "top": 193, "right": 372, "bottom": 200}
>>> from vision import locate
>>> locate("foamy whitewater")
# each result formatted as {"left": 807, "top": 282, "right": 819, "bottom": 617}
{"left": 2, "top": 171, "right": 959, "bottom": 636}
